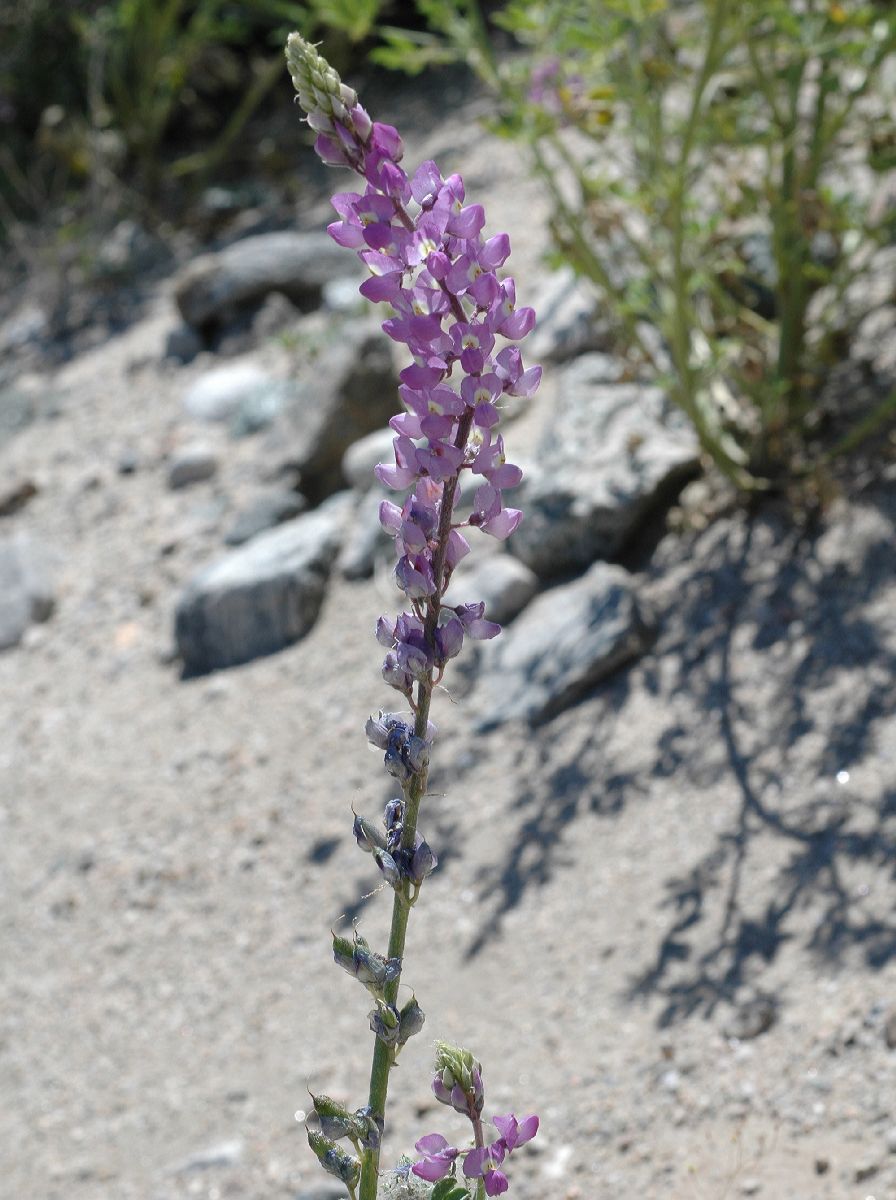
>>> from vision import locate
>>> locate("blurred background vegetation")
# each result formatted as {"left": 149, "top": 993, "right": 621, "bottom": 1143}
{"left": 0, "top": 0, "right": 421, "bottom": 220}
{"left": 2, "top": 0, "right": 895, "bottom": 495}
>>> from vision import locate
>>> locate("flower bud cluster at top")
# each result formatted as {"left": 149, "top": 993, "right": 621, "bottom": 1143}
{"left": 286, "top": 34, "right": 541, "bottom": 703}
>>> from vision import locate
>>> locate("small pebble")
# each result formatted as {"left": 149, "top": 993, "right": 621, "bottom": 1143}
{"left": 855, "top": 1160, "right": 880, "bottom": 1183}
{"left": 884, "top": 1007, "right": 896, "bottom": 1049}
{"left": 167, "top": 444, "right": 218, "bottom": 490}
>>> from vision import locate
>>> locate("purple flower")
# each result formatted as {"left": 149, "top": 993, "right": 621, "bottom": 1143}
{"left": 413, "top": 1111, "right": 539, "bottom": 1198}
{"left": 463, "top": 1143, "right": 509, "bottom": 1196}
{"left": 286, "top": 34, "right": 540, "bottom": 698}
{"left": 452, "top": 602, "right": 501, "bottom": 641}
{"left": 412, "top": 1133, "right": 459, "bottom": 1182}
{"left": 492, "top": 1113, "right": 539, "bottom": 1151}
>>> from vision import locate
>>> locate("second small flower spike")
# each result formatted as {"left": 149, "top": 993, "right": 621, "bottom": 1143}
{"left": 432, "top": 1040, "right": 484, "bottom": 1117}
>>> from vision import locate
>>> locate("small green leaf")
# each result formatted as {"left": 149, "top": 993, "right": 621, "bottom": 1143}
{"left": 431, "top": 1180, "right": 471, "bottom": 1200}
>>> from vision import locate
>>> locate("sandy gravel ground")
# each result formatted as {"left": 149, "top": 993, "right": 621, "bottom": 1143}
{"left": 3, "top": 78, "right": 896, "bottom": 1200}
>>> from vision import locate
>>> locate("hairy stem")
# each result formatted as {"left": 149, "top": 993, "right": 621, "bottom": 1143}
{"left": 359, "top": 410, "right": 475, "bottom": 1200}
{"left": 472, "top": 1114, "right": 487, "bottom": 1200}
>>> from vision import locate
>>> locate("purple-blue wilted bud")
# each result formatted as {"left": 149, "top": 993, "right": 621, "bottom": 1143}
{"left": 353, "top": 813, "right": 387, "bottom": 854}
{"left": 397, "top": 994, "right": 425, "bottom": 1044}
{"left": 369, "top": 1000, "right": 402, "bottom": 1046}
{"left": 332, "top": 931, "right": 401, "bottom": 995}
{"left": 398, "top": 834, "right": 437, "bottom": 886}
{"left": 385, "top": 725, "right": 431, "bottom": 784}
{"left": 310, "top": 1093, "right": 369, "bottom": 1144}
{"left": 365, "top": 710, "right": 405, "bottom": 750}
{"left": 307, "top": 1128, "right": 361, "bottom": 1189}
{"left": 384, "top": 797, "right": 404, "bottom": 832}
{"left": 373, "top": 847, "right": 402, "bottom": 888}
{"left": 354, "top": 1106, "right": 383, "bottom": 1152}
{"left": 366, "top": 712, "right": 433, "bottom": 781}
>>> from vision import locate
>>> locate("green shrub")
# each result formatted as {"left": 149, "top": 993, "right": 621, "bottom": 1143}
{"left": 377, "top": 0, "right": 896, "bottom": 491}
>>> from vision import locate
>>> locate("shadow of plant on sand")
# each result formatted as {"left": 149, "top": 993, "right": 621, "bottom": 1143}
{"left": 465, "top": 489, "right": 896, "bottom": 1020}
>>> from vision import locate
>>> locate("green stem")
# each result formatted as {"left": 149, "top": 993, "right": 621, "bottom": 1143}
{"left": 358, "top": 409, "right": 475, "bottom": 1200}
{"left": 529, "top": 138, "right": 659, "bottom": 368}
{"left": 472, "top": 1113, "right": 486, "bottom": 1200}
{"left": 665, "top": 0, "right": 750, "bottom": 484}
{"left": 772, "top": 55, "right": 808, "bottom": 443}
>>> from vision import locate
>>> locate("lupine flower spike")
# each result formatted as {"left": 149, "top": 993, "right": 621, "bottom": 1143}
{"left": 285, "top": 34, "right": 540, "bottom": 1200}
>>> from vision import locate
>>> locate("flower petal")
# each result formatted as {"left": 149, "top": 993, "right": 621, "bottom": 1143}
{"left": 414, "top": 1133, "right": 451, "bottom": 1155}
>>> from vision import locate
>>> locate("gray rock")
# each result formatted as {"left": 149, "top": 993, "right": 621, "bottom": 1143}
{"left": 322, "top": 275, "right": 366, "bottom": 314}
{"left": 445, "top": 553, "right": 539, "bottom": 626}
{"left": 509, "top": 356, "right": 699, "bottom": 578}
{"left": 116, "top": 449, "right": 139, "bottom": 476}
{"left": 224, "top": 489, "right": 307, "bottom": 545}
{"left": 93, "top": 219, "right": 167, "bottom": 280}
{"left": 182, "top": 359, "right": 273, "bottom": 423}
{"left": 167, "top": 444, "right": 218, "bottom": 490}
{"left": 0, "top": 303, "right": 47, "bottom": 353}
{"left": 164, "top": 323, "right": 203, "bottom": 364}
{"left": 337, "top": 489, "right": 393, "bottom": 580}
{"left": 249, "top": 292, "right": 301, "bottom": 341}
{"left": 175, "top": 494, "right": 352, "bottom": 673}
{"left": 0, "top": 386, "right": 36, "bottom": 448}
{"left": 472, "top": 561, "right": 653, "bottom": 729}
{"left": 341, "top": 428, "right": 397, "bottom": 493}
{"left": 853, "top": 304, "right": 896, "bottom": 378}
{"left": 855, "top": 1159, "right": 881, "bottom": 1183}
{"left": 0, "top": 534, "right": 55, "bottom": 650}
{"left": 723, "top": 994, "right": 777, "bottom": 1041}
{"left": 274, "top": 321, "right": 398, "bottom": 501}
{"left": 0, "top": 477, "right": 38, "bottom": 516}
{"left": 174, "top": 231, "right": 355, "bottom": 329}
{"left": 528, "top": 267, "right": 612, "bottom": 364}
{"left": 229, "top": 383, "right": 289, "bottom": 439}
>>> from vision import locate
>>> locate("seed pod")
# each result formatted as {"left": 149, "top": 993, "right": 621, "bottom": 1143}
{"left": 332, "top": 930, "right": 401, "bottom": 995}
{"left": 310, "top": 1093, "right": 368, "bottom": 1143}
{"left": 369, "top": 1001, "right": 401, "bottom": 1046}
{"left": 397, "top": 995, "right": 425, "bottom": 1045}
{"left": 307, "top": 1128, "right": 361, "bottom": 1188}
{"left": 353, "top": 813, "right": 387, "bottom": 854}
